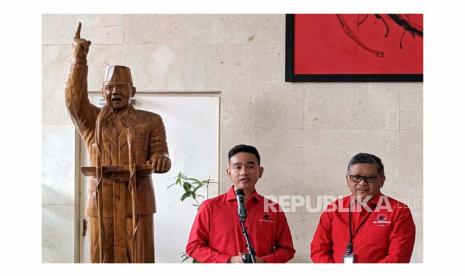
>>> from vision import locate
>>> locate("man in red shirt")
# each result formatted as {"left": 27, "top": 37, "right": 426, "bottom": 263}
{"left": 186, "top": 144, "right": 295, "bottom": 263}
{"left": 310, "top": 153, "right": 416, "bottom": 263}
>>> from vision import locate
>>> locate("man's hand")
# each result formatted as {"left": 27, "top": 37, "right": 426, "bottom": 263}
{"left": 147, "top": 154, "right": 171, "bottom": 173}
{"left": 229, "top": 254, "right": 265, "bottom": 263}
{"left": 73, "top": 22, "right": 91, "bottom": 61}
{"left": 229, "top": 255, "right": 243, "bottom": 263}
{"left": 254, "top": 256, "right": 265, "bottom": 263}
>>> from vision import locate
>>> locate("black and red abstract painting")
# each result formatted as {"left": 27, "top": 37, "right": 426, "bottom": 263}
{"left": 285, "top": 14, "right": 423, "bottom": 82}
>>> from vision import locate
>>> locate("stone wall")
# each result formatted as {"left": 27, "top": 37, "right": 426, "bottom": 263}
{"left": 42, "top": 14, "right": 422, "bottom": 263}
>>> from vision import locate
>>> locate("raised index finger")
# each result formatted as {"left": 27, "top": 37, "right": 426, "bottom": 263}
{"left": 74, "top": 22, "right": 81, "bottom": 40}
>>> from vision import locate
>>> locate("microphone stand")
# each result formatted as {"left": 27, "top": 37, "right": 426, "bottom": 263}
{"left": 236, "top": 192, "right": 256, "bottom": 264}
{"left": 239, "top": 217, "right": 256, "bottom": 263}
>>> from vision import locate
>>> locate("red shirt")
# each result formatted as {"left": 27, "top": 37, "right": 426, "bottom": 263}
{"left": 186, "top": 186, "right": 295, "bottom": 263}
{"left": 310, "top": 195, "right": 416, "bottom": 263}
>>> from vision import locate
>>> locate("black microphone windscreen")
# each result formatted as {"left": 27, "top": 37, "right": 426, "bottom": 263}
{"left": 235, "top": 189, "right": 245, "bottom": 196}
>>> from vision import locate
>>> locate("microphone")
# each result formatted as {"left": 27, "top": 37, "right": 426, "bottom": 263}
{"left": 235, "top": 189, "right": 247, "bottom": 221}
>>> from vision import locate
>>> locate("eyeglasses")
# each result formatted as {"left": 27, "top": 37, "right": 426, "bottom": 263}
{"left": 347, "top": 175, "right": 379, "bottom": 183}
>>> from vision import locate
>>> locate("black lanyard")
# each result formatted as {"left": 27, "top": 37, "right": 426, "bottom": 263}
{"left": 346, "top": 201, "right": 373, "bottom": 255}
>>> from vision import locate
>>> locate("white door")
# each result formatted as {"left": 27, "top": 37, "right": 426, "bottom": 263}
{"left": 79, "top": 93, "right": 220, "bottom": 262}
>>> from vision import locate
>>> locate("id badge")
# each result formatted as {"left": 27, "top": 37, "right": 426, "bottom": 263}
{"left": 343, "top": 254, "right": 355, "bottom": 264}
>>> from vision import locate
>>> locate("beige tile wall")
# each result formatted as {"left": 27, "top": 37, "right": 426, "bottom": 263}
{"left": 42, "top": 14, "right": 422, "bottom": 263}
{"left": 42, "top": 125, "right": 75, "bottom": 262}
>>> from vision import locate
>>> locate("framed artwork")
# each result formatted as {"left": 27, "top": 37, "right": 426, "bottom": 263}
{"left": 285, "top": 14, "right": 423, "bottom": 82}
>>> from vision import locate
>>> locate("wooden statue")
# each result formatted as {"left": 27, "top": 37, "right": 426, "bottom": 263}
{"left": 65, "top": 22, "right": 171, "bottom": 263}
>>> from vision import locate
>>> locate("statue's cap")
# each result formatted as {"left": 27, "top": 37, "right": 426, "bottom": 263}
{"left": 103, "top": 65, "right": 133, "bottom": 84}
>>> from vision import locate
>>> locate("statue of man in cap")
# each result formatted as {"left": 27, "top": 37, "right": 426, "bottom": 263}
{"left": 65, "top": 22, "right": 171, "bottom": 263}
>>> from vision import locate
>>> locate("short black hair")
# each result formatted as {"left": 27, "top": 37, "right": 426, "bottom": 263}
{"left": 228, "top": 144, "right": 261, "bottom": 165}
{"left": 347, "top": 153, "right": 384, "bottom": 176}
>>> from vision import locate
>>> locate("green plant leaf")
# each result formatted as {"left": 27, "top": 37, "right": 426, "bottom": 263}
{"left": 193, "top": 185, "right": 203, "bottom": 193}
{"left": 180, "top": 192, "right": 192, "bottom": 202}
{"left": 183, "top": 182, "right": 192, "bottom": 192}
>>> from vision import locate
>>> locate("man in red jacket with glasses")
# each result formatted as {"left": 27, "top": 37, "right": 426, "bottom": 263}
{"left": 186, "top": 144, "right": 295, "bottom": 263}
{"left": 310, "top": 153, "right": 416, "bottom": 263}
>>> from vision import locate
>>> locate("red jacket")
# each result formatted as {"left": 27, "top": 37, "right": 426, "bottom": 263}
{"left": 310, "top": 195, "right": 416, "bottom": 263}
{"left": 186, "top": 186, "right": 295, "bottom": 263}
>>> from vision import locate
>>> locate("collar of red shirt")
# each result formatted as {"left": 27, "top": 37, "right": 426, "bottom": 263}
{"left": 225, "top": 185, "right": 261, "bottom": 203}
{"left": 344, "top": 193, "right": 384, "bottom": 209}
